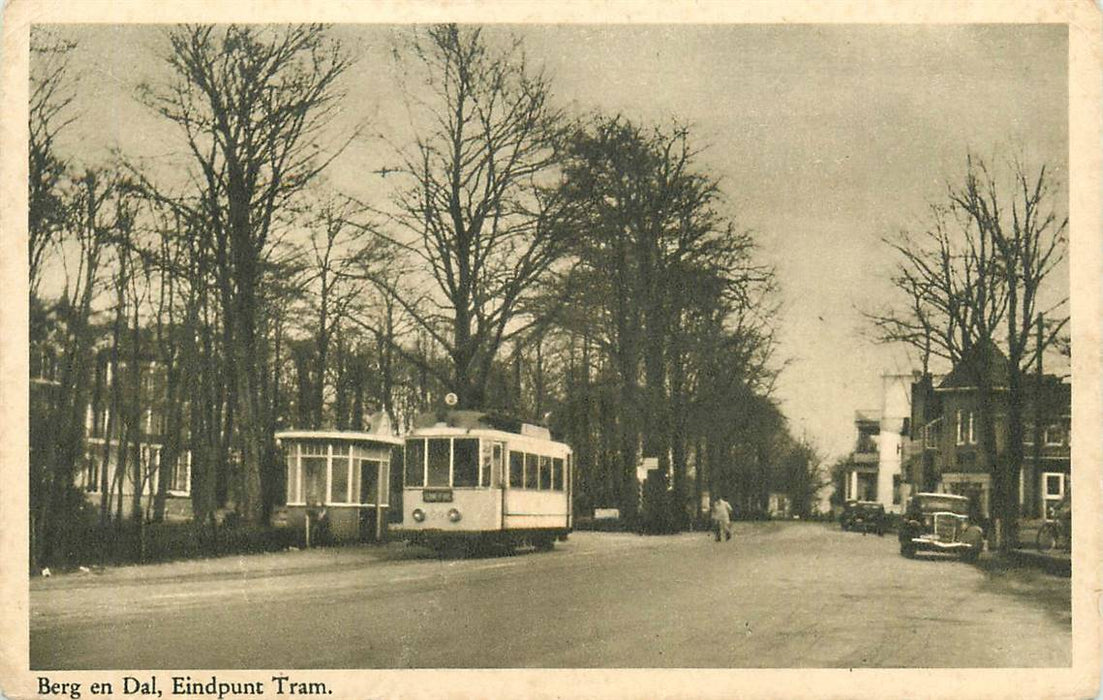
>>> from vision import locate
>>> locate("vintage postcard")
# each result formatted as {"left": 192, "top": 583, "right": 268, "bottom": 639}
{"left": 1, "top": 1, "right": 1099, "bottom": 699}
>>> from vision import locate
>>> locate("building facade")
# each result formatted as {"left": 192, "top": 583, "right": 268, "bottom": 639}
{"left": 905, "top": 346, "right": 1070, "bottom": 521}
{"left": 839, "top": 374, "right": 912, "bottom": 514}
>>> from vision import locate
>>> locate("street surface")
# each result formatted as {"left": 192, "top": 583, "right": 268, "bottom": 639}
{"left": 30, "top": 522, "right": 1071, "bottom": 668}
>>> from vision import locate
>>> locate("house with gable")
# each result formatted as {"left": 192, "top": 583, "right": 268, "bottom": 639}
{"left": 905, "top": 342, "right": 1070, "bottom": 521}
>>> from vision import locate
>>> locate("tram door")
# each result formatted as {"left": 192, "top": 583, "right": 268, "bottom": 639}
{"left": 359, "top": 459, "right": 382, "bottom": 540}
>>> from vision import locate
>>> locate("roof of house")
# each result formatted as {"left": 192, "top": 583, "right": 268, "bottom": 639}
{"left": 938, "top": 341, "right": 1010, "bottom": 389}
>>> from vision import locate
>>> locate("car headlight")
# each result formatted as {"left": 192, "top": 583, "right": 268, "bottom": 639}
{"left": 412, "top": 508, "right": 425, "bottom": 522}
{"left": 447, "top": 508, "right": 462, "bottom": 523}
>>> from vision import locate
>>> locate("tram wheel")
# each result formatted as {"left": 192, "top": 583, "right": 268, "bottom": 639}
{"left": 534, "top": 535, "right": 555, "bottom": 552}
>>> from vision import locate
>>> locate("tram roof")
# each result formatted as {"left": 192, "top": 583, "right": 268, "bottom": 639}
{"left": 412, "top": 410, "right": 555, "bottom": 441}
{"left": 274, "top": 430, "right": 404, "bottom": 446}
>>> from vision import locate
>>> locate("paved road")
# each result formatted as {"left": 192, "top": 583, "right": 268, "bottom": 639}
{"left": 30, "top": 522, "right": 1071, "bottom": 669}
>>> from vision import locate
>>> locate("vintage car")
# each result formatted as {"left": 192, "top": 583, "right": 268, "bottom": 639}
{"left": 840, "top": 501, "right": 886, "bottom": 535}
{"left": 898, "top": 493, "right": 984, "bottom": 562}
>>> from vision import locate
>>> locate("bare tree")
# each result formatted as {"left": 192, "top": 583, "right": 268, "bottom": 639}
{"left": 28, "top": 29, "right": 77, "bottom": 297}
{"left": 140, "top": 24, "right": 351, "bottom": 523}
{"left": 948, "top": 157, "right": 1068, "bottom": 548}
{"left": 377, "top": 24, "right": 570, "bottom": 409}
{"left": 869, "top": 154, "right": 1067, "bottom": 550}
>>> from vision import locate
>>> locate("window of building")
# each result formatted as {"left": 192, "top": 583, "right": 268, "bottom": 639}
{"left": 452, "top": 438, "right": 479, "bottom": 487}
{"left": 427, "top": 438, "right": 450, "bottom": 487}
{"left": 509, "top": 450, "right": 523, "bottom": 488}
{"left": 892, "top": 474, "right": 901, "bottom": 505}
{"left": 1043, "top": 425, "right": 1064, "bottom": 446}
{"left": 172, "top": 452, "right": 192, "bottom": 495}
{"left": 405, "top": 439, "right": 425, "bottom": 487}
{"left": 1043, "top": 472, "right": 1065, "bottom": 498}
{"left": 83, "top": 457, "right": 100, "bottom": 493}
{"left": 956, "top": 410, "right": 975, "bottom": 445}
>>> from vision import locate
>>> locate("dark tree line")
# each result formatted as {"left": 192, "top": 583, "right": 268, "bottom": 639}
{"left": 30, "top": 24, "right": 825, "bottom": 567}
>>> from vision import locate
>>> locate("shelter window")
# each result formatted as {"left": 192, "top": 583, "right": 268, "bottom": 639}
{"left": 332, "top": 450, "right": 351, "bottom": 503}
{"left": 350, "top": 456, "right": 362, "bottom": 504}
{"left": 302, "top": 456, "right": 327, "bottom": 505}
{"left": 361, "top": 459, "right": 380, "bottom": 504}
{"left": 453, "top": 438, "right": 479, "bottom": 487}
{"left": 286, "top": 450, "right": 299, "bottom": 503}
{"left": 405, "top": 439, "right": 425, "bottom": 487}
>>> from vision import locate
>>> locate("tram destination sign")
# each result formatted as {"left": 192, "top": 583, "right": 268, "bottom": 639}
{"left": 422, "top": 489, "right": 454, "bottom": 503}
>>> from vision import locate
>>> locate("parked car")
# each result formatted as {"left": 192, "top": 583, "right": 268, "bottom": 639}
{"left": 840, "top": 501, "right": 886, "bottom": 535}
{"left": 898, "top": 493, "right": 984, "bottom": 562}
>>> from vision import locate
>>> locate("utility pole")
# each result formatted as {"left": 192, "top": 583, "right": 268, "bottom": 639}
{"left": 1032, "top": 313, "right": 1044, "bottom": 518}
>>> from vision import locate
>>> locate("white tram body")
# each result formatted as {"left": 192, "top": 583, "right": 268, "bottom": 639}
{"left": 394, "top": 411, "right": 573, "bottom": 551}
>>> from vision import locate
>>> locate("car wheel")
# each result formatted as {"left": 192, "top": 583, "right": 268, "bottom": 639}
{"left": 1036, "top": 524, "right": 1057, "bottom": 552}
{"left": 961, "top": 545, "right": 980, "bottom": 563}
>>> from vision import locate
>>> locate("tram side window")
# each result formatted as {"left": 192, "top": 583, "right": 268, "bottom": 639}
{"left": 480, "top": 441, "right": 492, "bottom": 487}
{"left": 510, "top": 451, "right": 523, "bottom": 488}
{"left": 453, "top": 439, "right": 479, "bottom": 487}
{"left": 552, "top": 457, "right": 564, "bottom": 491}
{"left": 405, "top": 439, "right": 425, "bottom": 487}
{"left": 524, "top": 453, "right": 538, "bottom": 489}
{"left": 492, "top": 443, "right": 504, "bottom": 488}
{"left": 427, "top": 438, "right": 451, "bottom": 487}
{"left": 539, "top": 455, "right": 551, "bottom": 490}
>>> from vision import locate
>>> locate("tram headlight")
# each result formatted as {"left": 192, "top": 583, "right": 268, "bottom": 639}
{"left": 447, "top": 508, "right": 462, "bottom": 523}
{"left": 412, "top": 508, "right": 426, "bottom": 522}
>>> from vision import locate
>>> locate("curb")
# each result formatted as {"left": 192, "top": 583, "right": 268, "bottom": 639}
{"left": 1005, "top": 548, "right": 1071, "bottom": 576}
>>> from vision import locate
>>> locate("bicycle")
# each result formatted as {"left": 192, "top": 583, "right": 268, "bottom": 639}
{"left": 1035, "top": 518, "right": 1070, "bottom": 552}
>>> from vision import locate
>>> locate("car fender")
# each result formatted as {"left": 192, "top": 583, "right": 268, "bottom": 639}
{"left": 958, "top": 525, "right": 984, "bottom": 554}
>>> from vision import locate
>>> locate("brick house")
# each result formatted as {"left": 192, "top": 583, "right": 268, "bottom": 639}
{"left": 906, "top": 344, "right": 1070, "bottom": 521}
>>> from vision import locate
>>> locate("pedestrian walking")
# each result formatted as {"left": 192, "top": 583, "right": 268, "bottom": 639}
{"left": 711, "top": 495, "right": 734, "bottom": 542}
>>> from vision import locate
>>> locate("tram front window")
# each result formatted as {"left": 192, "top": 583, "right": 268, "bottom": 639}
{"left": 405, "top": 439, "right": 425, "bottom": 487}
{"left": 427, "top": 438, "right": 450, "bottom": 487}
{"left": 453, "top": 439, "right": 479, "bottom": 487}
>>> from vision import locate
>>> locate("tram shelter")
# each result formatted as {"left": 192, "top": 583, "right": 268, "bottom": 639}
{"left": 275, "top": 430, "right": 404, "bottom": 543}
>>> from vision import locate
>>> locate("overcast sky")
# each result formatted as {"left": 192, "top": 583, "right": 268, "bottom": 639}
{"left": 46, "top": 23, "right": 1069, "bottom": 460}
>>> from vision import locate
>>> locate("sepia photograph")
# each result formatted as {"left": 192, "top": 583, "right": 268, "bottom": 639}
{"left": 2, "top": 2, "right": 1100, "bottom": 699}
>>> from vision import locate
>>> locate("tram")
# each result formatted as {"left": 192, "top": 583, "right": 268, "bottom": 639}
{"left": 394, "top": 409, "right": 573, "bottom": 553}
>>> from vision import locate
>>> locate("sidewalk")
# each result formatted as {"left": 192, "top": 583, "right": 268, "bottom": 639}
{"left": 31, "top": 540, "right": 418, "bottom": 590}
{"left": 1006, "top": 519, "right": 1072, "bottom": 577}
